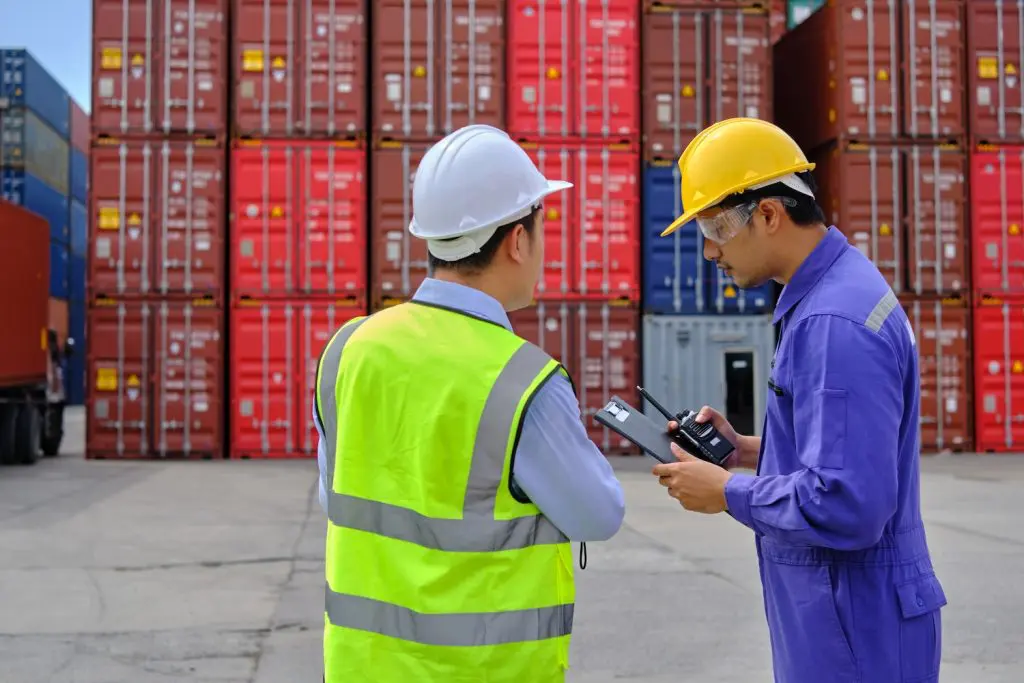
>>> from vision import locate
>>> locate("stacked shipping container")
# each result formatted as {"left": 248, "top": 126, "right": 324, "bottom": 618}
{"left": 67, "top": 99, "right": 89, "bottom": 406}
{"left": 967, "top": 2, "right": 1024, "bottom": 452}
{"left": 0, "top": 49, "right": 85, "bottom": 405}
{"left": 774, "top": 0, "right": 999, "bottom": 453}
{"left": 639, "top": 2, "right": 778, "bottom": 445}
{"left": 88, "top": 0, "right": 229, "bottom": 458}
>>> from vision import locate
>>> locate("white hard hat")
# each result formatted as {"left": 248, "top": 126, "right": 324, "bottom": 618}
{"left": 408, "top": 124, "right": 573, "bottom": 261}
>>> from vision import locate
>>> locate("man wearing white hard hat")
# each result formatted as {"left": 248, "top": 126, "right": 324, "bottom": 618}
{"left": 312, "top": 124, "right": 625, "bottom": 683}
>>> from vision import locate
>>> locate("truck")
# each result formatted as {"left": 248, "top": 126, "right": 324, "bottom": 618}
{"left": 0, "top": 199, "right": 71, "bottom": 465}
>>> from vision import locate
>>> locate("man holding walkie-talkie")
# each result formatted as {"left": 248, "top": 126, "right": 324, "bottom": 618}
{"left": 650, "top": 118, "right": 946, "bottom": 683}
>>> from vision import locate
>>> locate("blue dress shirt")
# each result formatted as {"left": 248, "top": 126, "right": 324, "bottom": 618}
{"left": 314, "top": 278, "right": 626, "bottom": 542}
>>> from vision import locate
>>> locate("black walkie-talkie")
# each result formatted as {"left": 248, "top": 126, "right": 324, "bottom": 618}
{"left": 637, "top": 386, "right": 735, "bottom": 468}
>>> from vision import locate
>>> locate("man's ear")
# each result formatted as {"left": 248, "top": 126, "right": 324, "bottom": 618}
{"left": 760, "top": 199, "right": 784, "bottom": 235}
{"left": 506, "top": 223, "right": 528, "bottom": 264}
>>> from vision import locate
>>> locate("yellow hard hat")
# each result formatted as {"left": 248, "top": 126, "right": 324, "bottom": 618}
{"left": 661, "top": 118, "right": 816, "bottom": 237}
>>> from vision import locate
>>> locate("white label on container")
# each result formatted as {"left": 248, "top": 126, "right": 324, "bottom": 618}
{"left": 521, "top": 85, "right": 537, "bottom": 104}
{"left": 977, "top": 86, "right": 992, "bottom": 106}
{"left": 385, "top": 75, "right": 403, "bottom": 102}
{"left": 988, "top": 360, "right": 1001, "bottom": 374}
{"left": 944, "top": 243, "right": 956, "bottom": 259}
{"left": 657, "top": 102, "right": 671, "bottom": 123}
{"left": 946, "top": 397, "right": 957, "bottom": 413}
{"left": 94, "top": 399, "right": 109, "bottom": 419}
{"left": 337, "top": 82, "right": 352, "bottom": 94}
{"left": 851, "top": 8, "right": 864, "bottom": 21}
{"left": 746, "top": 105, "right": 760, "bottom": 118}
{"left": 545, "top": 318, "right": 559, "bottom": 332}
{"left": 940, "top": 88, "right": 952, "bottom": 103}
{"left": 240, "top": 399, "right": 253, "bottom": 417}
{"left": 850, "top": 78, "right": 867, "bottom": 105}
{"left": 478, "top": 85, "right": 491, "bottom": 101}
{"left": 986, "top": 242, "right": 999, "bottom": 259}
{"left": 98, "top": 78, "right": 114, "bottom": 98}
{"left": 386, "top": 242, "right": 400, "bottom": 260}
{"left": 198, "top": 77, "right": 212, "bottom": 92}
{"left": 194, "top": 400, "right": 209, "bottom": 413}
{"left": 96, "top": 237, "right": 112, "bottom": 259}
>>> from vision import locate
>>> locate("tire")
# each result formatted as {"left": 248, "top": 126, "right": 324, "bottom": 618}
{"left": 13, "top": 402, "right": 41, "bottom": 465}
{"left": 0, "top": 404, "right": 17, "bottom": 465}
{"left": 40, "top": 403, "right": 64, "bottom": 457}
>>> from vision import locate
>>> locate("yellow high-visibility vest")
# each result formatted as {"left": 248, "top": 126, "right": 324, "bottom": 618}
{"left": 316, "top": 301, "right": 576, "bottom": 682}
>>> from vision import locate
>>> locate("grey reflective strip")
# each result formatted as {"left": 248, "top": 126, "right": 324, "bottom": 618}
{"left": 865, "top": 290, "right": 899, "bottom": 333}
{"left": 317, "top": 318, "right": 367, "bottom": 490}
{"left": 328, "top": 491, "right": 567, "bottom": 552}
{"left": 325, "top": 587, "right": 573, "bottom": 647}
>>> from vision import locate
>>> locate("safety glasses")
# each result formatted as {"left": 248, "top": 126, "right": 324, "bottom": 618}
{"left": 696, "top": 196, "right": 797, "bottom": 245}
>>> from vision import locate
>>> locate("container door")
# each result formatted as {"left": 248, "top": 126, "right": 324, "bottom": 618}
{"left": 724, "top": 351, "right": 755, "bottom": 437}
{"left": 524, "top": 144, "right": 574, "bottom": 299}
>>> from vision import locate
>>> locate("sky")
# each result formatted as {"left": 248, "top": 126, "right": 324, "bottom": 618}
{"left": 0, "top": 0, "right": 93, "bottom": 111}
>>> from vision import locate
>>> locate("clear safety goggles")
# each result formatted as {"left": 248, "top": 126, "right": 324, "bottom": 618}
{"left": 696, "top": 196, "right": 798, "bottom": 245}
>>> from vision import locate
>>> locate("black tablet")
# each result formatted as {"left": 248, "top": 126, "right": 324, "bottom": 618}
{"left": 593, "top": 395, "right": 678, "bottom": 464}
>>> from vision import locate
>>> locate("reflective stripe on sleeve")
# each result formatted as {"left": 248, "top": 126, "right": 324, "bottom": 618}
{"left": 865, "top": 290, "right": 899, "bottom": 333}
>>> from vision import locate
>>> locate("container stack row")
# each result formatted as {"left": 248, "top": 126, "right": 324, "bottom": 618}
{"left": 637, "top": 2, "right": 778, "bottom": 444}
{"left": 774, "top": 0, "right": 1023, "bottom": 453}
{"left": 0, "top": 48, "right": 89, "bottom": 407}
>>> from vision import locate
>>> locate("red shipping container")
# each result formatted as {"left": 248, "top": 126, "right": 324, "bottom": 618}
{"left": 231, "top": 141, "right": 367, "bottom": 301}
{"left": 812, "top": 142, "right": 968, "bottom": 296}
{"left": 509, "top": 301, "right": 639, "bottom": 454}
{"left": 973, "top": 298, "right": 1024, "bottom": 452}
{"left": 86, "top": 300, "right": 224, "bottom": 459}
{"left": 508, "top": 0, "right": 639, "bottom": 140}
{"left": 902, "top": 296, "right": 973, "bottom": 452}
{"left": 90, "top": 139, "right": 226, "bottom": 299}
{"left": 372, "top": 0, "right": 505, "bottom": 139}
{"left": 233, "top": 0, "right": 366, "bottom": 138}
{"left": 229, "top": 300, "right": 365, "bottom": 458}
{"left": 370, "top": 141, "right": 432, "bottom": 306}
{"left": 642, "top": 6, "right": 772, "bottom": 161}
{"left": 902, "top": 1, "right": 965, "bottom": 140}
{"left": 968, "top": 2, "right": 1024, "bottom": 144}
{"left": 969, "top": 148, "right": 1024, "bottom": 295}
{"left": 523, "top": 144, "right": 575, "bottom": 298}
{"left": 0, "top": 200, "right": 48, "bottom": 387}
{"left": 70, "top": 100, "right": 90, "bottom": 153}
{"left": 92, "top": 0, "right": 228, "bottom": 137}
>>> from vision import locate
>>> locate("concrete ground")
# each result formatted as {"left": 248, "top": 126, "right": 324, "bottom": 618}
{"left": 1, "top": 408, "right": 1022, "bottom": 683}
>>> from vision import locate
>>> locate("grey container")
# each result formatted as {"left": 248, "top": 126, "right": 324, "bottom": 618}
{"left": 642, "top": 314, "right": 776, "bottom": 438}
{"left": 0, "top": 106, "right": 69, "bottom": 195}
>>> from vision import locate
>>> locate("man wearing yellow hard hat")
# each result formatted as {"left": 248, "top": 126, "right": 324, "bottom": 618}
{"left": 649, "top": 118, "right": 946, "bottom": 683}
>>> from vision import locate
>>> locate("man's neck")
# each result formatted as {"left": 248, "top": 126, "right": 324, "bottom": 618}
{"left": 777, "top": 224, "right": 829, "bottom": 284}
{"left": 433, "top": 269, "right": 513, "bottom": 309}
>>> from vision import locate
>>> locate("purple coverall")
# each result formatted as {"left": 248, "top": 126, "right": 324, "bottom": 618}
{"left": 725, "top": 226, "right": 947, "bottom": 683}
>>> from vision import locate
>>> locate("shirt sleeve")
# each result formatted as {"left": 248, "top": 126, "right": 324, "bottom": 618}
{"left": 511, "top": 373, "right": 626, "bottom": 541}
{"left": 723, "top": 314, "right": 902, "bottom": 550}
{"left": 313, "top": 403, "right": 328, "bottom": 514}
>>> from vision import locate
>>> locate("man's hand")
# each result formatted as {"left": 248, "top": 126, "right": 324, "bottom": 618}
{"left": 669, "top": 406, "right": 760, "bottom": 471}
{"left": 652, "top": 442, "right": 733, "bottom": 513}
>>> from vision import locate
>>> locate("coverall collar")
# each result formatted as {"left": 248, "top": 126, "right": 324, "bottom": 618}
{"left": 772, "top": 226, "right": 848, "bottom": 325}
{"left": 412, "top": 277, "right": 515, "bottom": 331}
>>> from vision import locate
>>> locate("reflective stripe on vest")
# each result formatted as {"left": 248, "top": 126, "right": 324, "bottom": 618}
{"left": 315, "top": 318, "right": 572, "bottom": 647}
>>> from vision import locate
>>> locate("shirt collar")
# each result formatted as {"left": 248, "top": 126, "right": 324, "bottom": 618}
{"left": 772, "top": 226, "right": 849, "bottom": 325}
{"left": 411, "top": 277, "right": 514, "bottom": 331}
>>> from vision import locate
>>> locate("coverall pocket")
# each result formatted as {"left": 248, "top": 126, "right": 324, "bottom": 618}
{"left": 763, "top": 560, "right": 859, "bottom": 682}
{"left": 895, "top": 574, "right": 946, "bottom": 682}
{"left": 807, "top": 388, "right": 847, "bottom": 470}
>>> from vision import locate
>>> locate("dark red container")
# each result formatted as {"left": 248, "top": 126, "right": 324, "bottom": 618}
{"left": 233, "top": 0, "right": 367, "bottom": 138}
{"left": 370, "top": 141, "right": 434, "bottom": 307}
{"left": 0, "top": 200, "right": 48, "bottom": 387}
{"left": 642, "top": 5, "right": 772, "bottom": 161}
{"left": 970, "top": 148, "right": 1024, "bottom": 296}
{"left": 229, "top": 300, "right": 366, "bottom": 458}
{"left": 903, "top": 0, "right": 965, "bottom": 140}
{"left": 372, "top": 0, "right": 505, "bottom": 139}
{"left": 968, "top": 2, "right": 1024, "bottom": 144}
{"left": 230, "top": 141, "right": 367, "bottom": 302}
{"left": 508, "top": 0, "right": 640, "bottom": 141}
{"left": 86, "top": 300, "right": 224, "bottom": 459}
{"left": 92, "top": 0, "right": 229, "bottom": 138}
{"left": 901, "top": 296, "right": 973, "bottom": 452}
{"left": 973, "top": 297, "right": 1024, "bottom": 452}
{"left": 70, "top": 99, "right": 90, "bottom": 153}
{"left": 811, "top": 142, "right": 968, "bottom": 296}
{"left": 89, "top": 138, "right": 227, "bottom": 300}
{"left": 509, "top": 300, "right": 639, "bottom": 455}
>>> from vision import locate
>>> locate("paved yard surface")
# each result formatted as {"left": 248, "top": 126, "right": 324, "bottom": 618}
{"left": 1, "top": 408, "right": 1022, "bottom": 682}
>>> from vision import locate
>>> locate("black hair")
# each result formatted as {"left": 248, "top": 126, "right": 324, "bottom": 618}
{"left": 428, "top": 205, "right": 541, "bottom": 275}
{"left": 716, "top": 171, "right": 826, "bottom": 226}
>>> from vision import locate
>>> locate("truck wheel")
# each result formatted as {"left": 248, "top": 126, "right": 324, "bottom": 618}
{"left": 40, "top": 403, "right": 64, "bottom": 457}
{"left": 0, "top": 405, "right": 16, "bottom": 465}
{"left": 13, "top": 403, "right": 41, "bottom": 466}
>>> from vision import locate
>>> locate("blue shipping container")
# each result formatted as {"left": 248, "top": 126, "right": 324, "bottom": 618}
{"left": 66, "top": 299, "right": 85, "bottom": 406}
{"left": 69, "top": 147, "right": 87, "bottom": 203}
{"left": 70, "top": 198, "right": 87, "bottom": 256}
{"left": 641, "top": 163, "right": 775, "bottom": 315}
{"left": 1, "top": 168, "right": 69, "bottom": 242}
{"left": 49, "top": 239, "right": 69, "bottom": 298}
{"left": 0, "top": 107, "right": 70, "bottom": 194}
{"left": 0, "top": 48, "right": 70, "bottom": 139}
{"left": 69, "top": 252, "right": 86, "bottom": 301}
